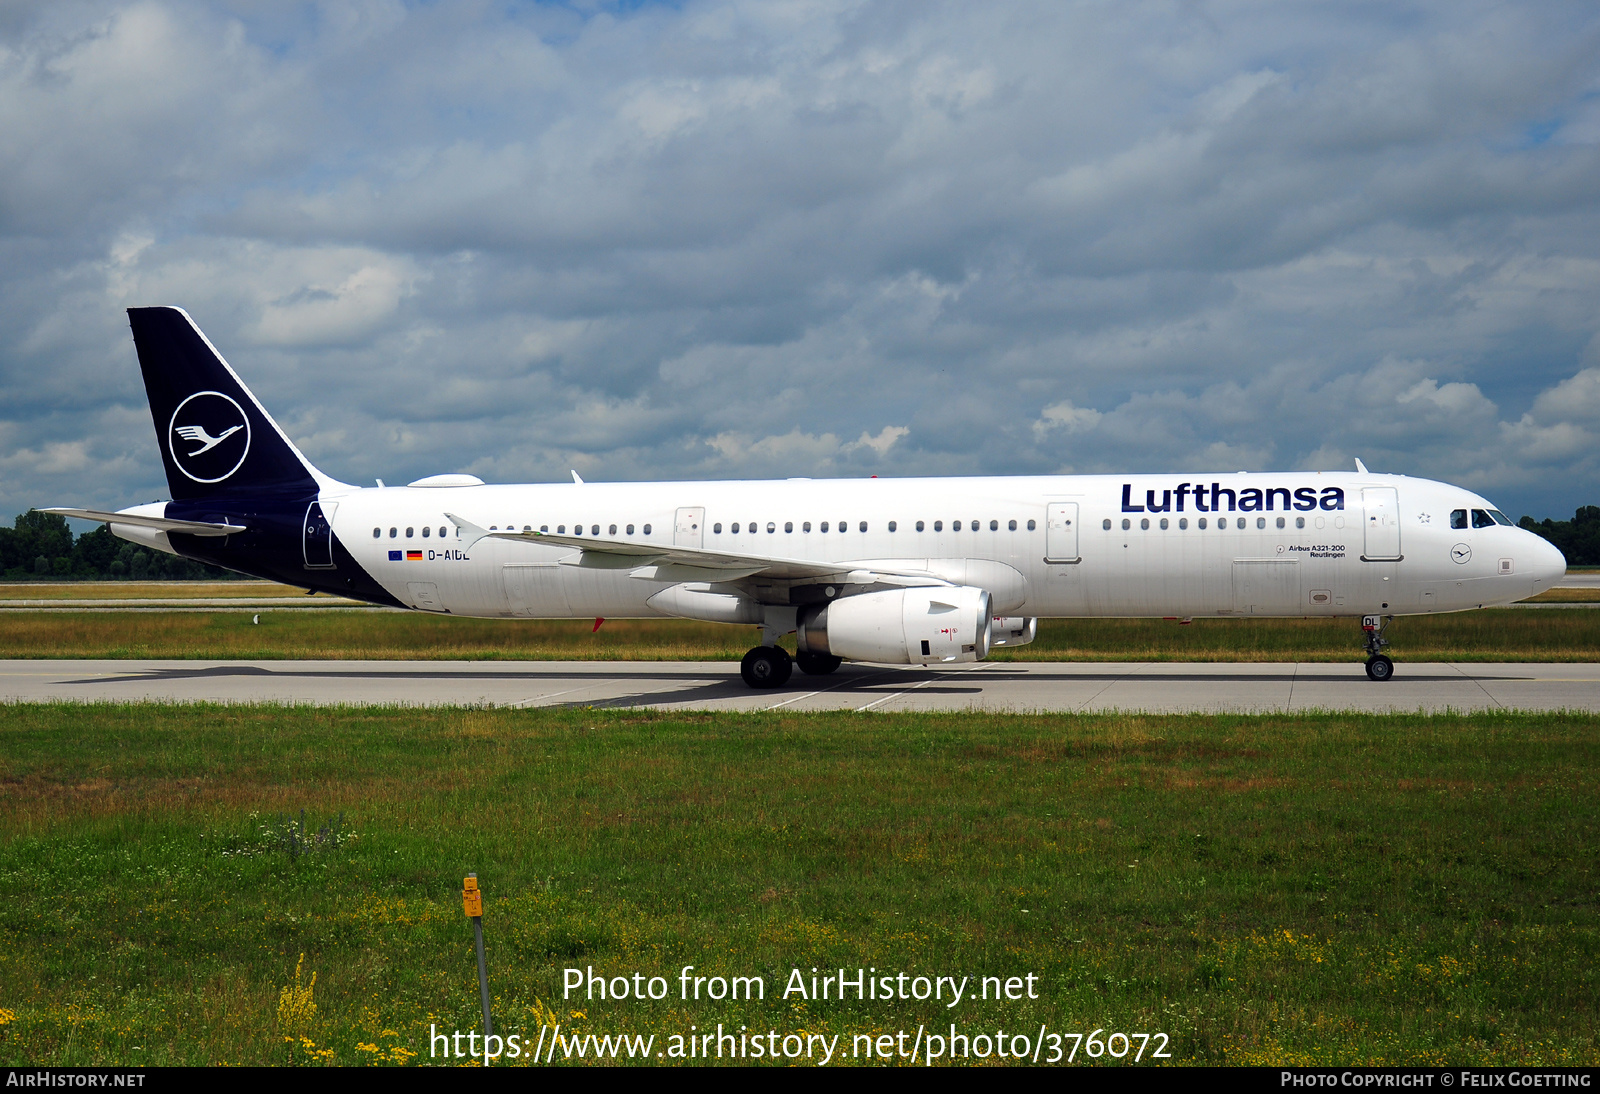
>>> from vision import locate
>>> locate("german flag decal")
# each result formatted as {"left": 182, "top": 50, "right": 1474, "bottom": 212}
{"left": 406, "top": 550, "right": 424, "bottom": 561}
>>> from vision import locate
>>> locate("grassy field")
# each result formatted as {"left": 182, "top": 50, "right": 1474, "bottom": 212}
{"left": 1, "top": 608, "right": 1598, "bottom": 662}
{"left": 0, "top": 705, "right": 1594, "bottom": 1067}
{"left": 1527, "top": 587, "right": 1600, "bottom": 602}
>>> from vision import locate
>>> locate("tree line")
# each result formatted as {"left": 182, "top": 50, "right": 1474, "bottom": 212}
{"left": 1518, "top": 506, "right": 1600, "bottom": 567}
{"left": 1, "top": 504, "right": 1596, "bottom": 581}
{"left": 0, "top": 510, "right": 242, "bottom": 580}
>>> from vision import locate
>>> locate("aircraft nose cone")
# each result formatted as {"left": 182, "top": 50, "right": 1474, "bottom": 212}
{"left": 1527, "top": 532, "right": 1567, "bottom": 592}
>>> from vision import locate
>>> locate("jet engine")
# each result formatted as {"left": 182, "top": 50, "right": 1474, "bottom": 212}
{"left": 797, "top": 586, "right": 992, "bottom": 665}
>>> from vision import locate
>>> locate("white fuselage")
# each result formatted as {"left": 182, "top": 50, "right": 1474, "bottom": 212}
{"left": 318, "top": 471, "right": 1566, "bottom": 620}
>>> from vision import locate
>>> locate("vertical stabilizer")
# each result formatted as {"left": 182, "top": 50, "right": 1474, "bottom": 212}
{"left": 127, "top": 307, "right": 336, "bottom": 501}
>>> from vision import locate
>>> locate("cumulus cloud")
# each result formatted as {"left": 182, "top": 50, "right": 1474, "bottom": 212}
{"left": 0, "top": 0, "right": 1598, "bottom": 522}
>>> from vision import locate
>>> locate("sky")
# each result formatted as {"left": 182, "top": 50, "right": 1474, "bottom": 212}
{"left": 3, "top": 0, "right": 1599, "bottom": 524}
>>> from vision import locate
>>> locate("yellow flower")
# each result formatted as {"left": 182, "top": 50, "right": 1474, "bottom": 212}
{"left": 277, "top": 955, "right": 318, "bottom": 1032}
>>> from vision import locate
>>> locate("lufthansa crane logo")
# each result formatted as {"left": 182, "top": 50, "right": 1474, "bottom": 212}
{"left": 168, "top": 391, "right": 251, "bottom": 483}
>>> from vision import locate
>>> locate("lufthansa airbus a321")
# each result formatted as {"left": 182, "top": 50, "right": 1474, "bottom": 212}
{"left": 47, "top": 307, "right": 1568, "bottom": 688}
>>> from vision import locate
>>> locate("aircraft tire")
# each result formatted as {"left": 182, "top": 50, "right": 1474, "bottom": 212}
{"left": 796, "top": 651, "right": 843, "bottom": 676}
{"left": 1365, "top": 654, "right": 1394, "bottom": 682}
{"left": 741, "top": 646, "right": 793, "bottom": 688}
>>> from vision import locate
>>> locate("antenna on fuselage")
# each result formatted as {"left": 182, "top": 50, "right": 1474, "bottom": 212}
{"left": 1354, "top": 459, "right": 1369, "bottom": 474}
{"left": 571, "top": 470, "right": 584, "bottom": 484}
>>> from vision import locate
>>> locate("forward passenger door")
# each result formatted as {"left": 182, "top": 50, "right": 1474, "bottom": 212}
{"left": 1044, "top": 502, "right": 1079, "bottom": 563}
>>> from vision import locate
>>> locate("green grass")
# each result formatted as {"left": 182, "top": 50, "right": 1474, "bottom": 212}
{"left": 0, "top": 705, "right": 1596, "bottom": 1066}
{"left": 1, "top": 608, "right": 1597, "bottom": 661}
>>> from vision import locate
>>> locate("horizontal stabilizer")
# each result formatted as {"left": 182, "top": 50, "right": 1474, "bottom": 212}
{"left": 40, "top": 507, "right": 245, "bottom": 537}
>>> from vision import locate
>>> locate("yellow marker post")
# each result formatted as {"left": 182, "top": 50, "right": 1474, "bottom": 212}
{"left": 463, "top": 873, "right": 493, "bottom": 1038}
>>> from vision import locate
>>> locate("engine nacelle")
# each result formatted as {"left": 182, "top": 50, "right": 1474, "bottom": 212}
{"left": 797, "top": 586, "right": 992, "bottom": 665}
{"left": 990, "top": 616, "right": 1038, "bottom": 647}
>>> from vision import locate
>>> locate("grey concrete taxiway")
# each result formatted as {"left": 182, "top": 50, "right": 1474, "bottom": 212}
{"left": 3, "top": 659, "right": 1599, "bottom": 713}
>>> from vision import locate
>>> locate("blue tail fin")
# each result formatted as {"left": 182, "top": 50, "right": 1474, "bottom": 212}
{"left": 128, "top": 307, "right": 330, "bottom": 501}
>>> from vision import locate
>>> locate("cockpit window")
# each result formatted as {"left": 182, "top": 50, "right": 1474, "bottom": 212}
{"left": 1489, "top": 509, "right": 1513, "bottom": 526}
{"left": 1450, "top": 509, "right": 1467, "bottom": 529}
{"left": 1471, "top": 509, "right": 1495, "bottom": 529}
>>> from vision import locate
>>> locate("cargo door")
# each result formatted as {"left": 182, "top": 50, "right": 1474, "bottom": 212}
{"left": 1232, "top": 560, "right": 1301, "bottom": 614}
{"left": 1044, "top": 502, "right": 1079, "bottom": 563}
{"left": 503, "top": 565, "right": 571, "bottom": 618}
{"left": 1362, "top": 487, "right": 1402, "bottom": 561}
{"left": 674, "top": 506, "right": 705, "bottom": 548}
{"left": 407, "top": 581, "right": 445, "bottom": 612}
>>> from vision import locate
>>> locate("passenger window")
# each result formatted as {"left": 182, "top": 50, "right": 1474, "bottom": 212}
{"left": 643, "top": 524, "right": 652, "bottom": 534}
{"left": 1103, "top": 519, "right": 1111, "bottom": 530}
{"left": 990, "top": 519, "right": 999, "bottom": 531}
{"left": 888, "top": 521, "right": 897, "bottom": 532}
{"left": 540, "top": 525, "right": 548, "bottom": 533}
{"left": 1295, "top": 517, "right": 1304, "bottom": 529}
{"left": 1450, "top": 509, "right": 1468, "bottom": 529}
{"left": 609, "top": 524, "right": 617, "bottom": 536}
{"left": 1159, "top": 517, "right": 1168, "bottom": 530}
{"left": 389, "top": 527, "right": 397, "bottom": 538}
{"left": 804, "top": 522, "right": 812, "bottom": 532}
{"left": 627, "top": 524, "right": 635, "bottom": 535}
{"left": 1121, "top": 518, "right": 1131, "bottom": 530}
{"left": 820, "top": 522, "right": 828, "bottom": 532}
{"left": 766, "top": 522, "right": 776, "bottom": 533}
{"left": 1179, "top": 518, "right": 1188, "bottom": 530}
{"left": 784, "top": 522, "right": 793, "bottom": 533}
{"left": 591, "top": 525, "right": 600, "bottom": 535}
{"left": 1140, "top": 518, "right": 1150, "bottom": 530}
{"left": 1472, "top": 509, "right": 1494, "bottom": 529}
{"left": 1008, "top": 519, "right": 1017, "bottom": 531}
{"left": 1276, "top": 517, "right": 1285, "bottom": 529}
{"left": 1027, "top": 519, "right": 1036, "bottom": 531}
{"left": 916, "top": 521, "right": 925, "bottom": 531}
{"left": 557, "top": 525, "right": 566, "bottom": 534}
{"left": 406, "top": 527, "right": 414, "bottom": 538}
{"left": 372, "top": 527, "right": 380, "bottom": 538}
{"left": 859, "top": 521, "right": 868, "bottom": 532}
{"left": 573, "top": 525, "right": 582, "bottom": 535}
{"left": 1198, "top": 518, "right": 1207, "bottom": 529}
{"left": 422, "top": 526, "right": 430, "bottom": 537}
{"left": 1257, "top": 517, "right": 1266, "bottom": 529}
{"left": 934, "top": 521, "right": 943, "bottom": 531}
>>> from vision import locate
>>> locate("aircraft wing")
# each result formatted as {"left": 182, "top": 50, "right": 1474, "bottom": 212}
{"left": 39, "top": 507, "right": 246, "bottom": 537}
{"left": 445, "top": 512, "right": 948, "bottom": 585}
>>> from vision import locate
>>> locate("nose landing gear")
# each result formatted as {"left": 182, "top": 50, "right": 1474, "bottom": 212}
{"left": 1362, "top": 614, "right": 1394, "bottom": 681}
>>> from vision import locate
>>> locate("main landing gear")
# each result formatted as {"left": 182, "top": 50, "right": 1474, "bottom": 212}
{"left": 1362, "top": 614, "right": 1395, "bottom": 681}
{"left": 740, "top": 647, "right": 842, "bottom": 688}
{"left": 740, "top": 645, "right": 792, "bottom": 688}
{"left": 796, "top": 651, "right": 842, "bottom": 676}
